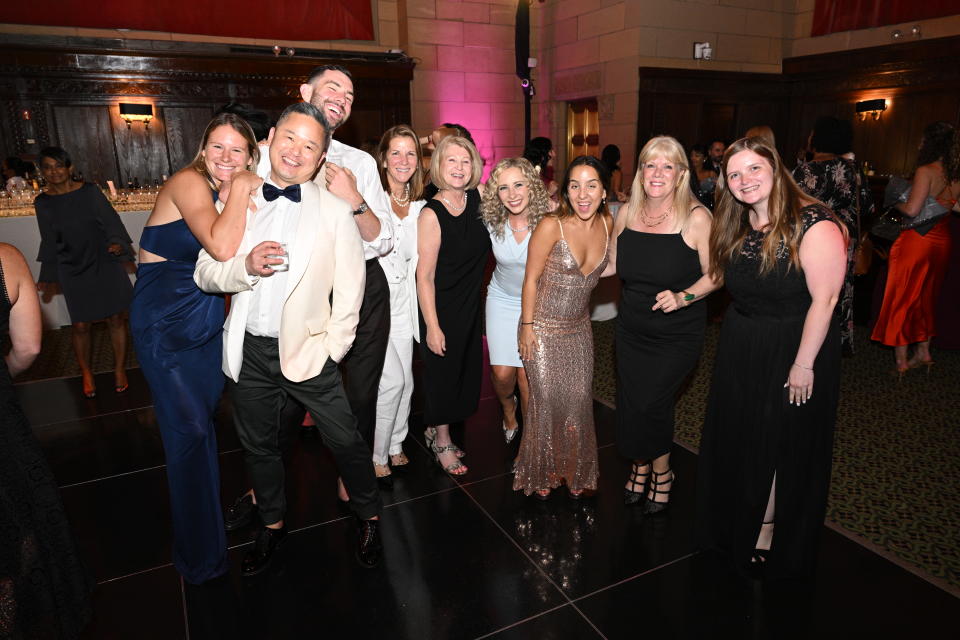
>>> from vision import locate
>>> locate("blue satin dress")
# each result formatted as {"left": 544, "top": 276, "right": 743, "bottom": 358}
{"left": 130, "top": 203, "right": 228, "bottom": 585}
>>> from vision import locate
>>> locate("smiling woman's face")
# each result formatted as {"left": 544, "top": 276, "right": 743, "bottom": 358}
{"left": 725, "top": 149, "right": 773, "bottom": 207}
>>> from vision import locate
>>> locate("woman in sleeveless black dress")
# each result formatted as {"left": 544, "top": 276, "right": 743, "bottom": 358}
{"left": 0, "top": 244, "right": 93, "bottom": 638}
{"left": 607, "top": 136, "right": 717, "bottom": 513}
{"left": 417, "top": 136, "right": 491, "bottom": 475}
{"left": 696, "top": 137, "right": 847, "bottom": 579}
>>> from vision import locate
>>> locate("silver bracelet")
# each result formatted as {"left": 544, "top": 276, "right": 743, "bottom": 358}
{"left": 792, "top": 362, "right": 813, "bottom": 370}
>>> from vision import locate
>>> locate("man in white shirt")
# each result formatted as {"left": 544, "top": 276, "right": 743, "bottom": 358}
{"left": 194, "top": 102, "right": 382, "bottom": 576}
{"left": 299, "top": 65, "right": 394, "bottom": 472}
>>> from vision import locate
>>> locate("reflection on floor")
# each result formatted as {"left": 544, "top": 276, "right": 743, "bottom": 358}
{"left": 17, "top": 368, "right": 958, "bottom": 639}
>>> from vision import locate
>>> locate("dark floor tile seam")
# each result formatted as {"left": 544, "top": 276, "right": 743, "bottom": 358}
{"left": 822, "top": 520, "right": 960, "bottom": 599}
{"left": 30, "top": 406, "right": 154, "bottom": 429}
{"left": 57, "top": 448, "right": 245, "bottom": 490}
{"left": 14, "top": 365, "right": 144, "bottom": 386}
{"left": 568, "top": 552, "right": 697, "bottom": 606}
{"left": 95, "top": 562, "right": 175, "bottom": 586}
{"left": 471, "top": 603, "right": 604, "bottom": 640}
{"left": 179, "top": 575, "right": 190, "bottom": 640}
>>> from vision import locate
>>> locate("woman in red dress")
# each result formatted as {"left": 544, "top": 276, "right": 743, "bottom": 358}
{"left": 872, "top": 122, "right": 960, "bottom": 374}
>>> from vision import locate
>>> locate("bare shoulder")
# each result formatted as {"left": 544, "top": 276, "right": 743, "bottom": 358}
{"left": 0, "top": 242, "right": 29, "bottom": 273}
{"left": 534, "top": 214, "right": 561, "bottom": 237}
{"left": 687, "top": 205, "right": 713, "bottom": 229}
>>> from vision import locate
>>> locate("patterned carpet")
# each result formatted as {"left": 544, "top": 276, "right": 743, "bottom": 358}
{"left": 15, "top": 319, "right": 959, "bottom": 592}
{"left": 592, "top": 318, "right": 960, "bottom": 593}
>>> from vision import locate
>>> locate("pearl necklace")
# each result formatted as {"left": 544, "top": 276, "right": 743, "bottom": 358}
{"left": 390, "top": 183, "right": 410, "bottom": 207}
{"left": 440, "top": 191, "right": 466, "bottom": 213}
{"left": 640, "top": 205, "right": 672, "bottom": 227}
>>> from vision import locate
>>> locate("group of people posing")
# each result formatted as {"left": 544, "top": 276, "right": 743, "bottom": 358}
{"left": 14, "top": 66, "right": 959, "bottom": 640}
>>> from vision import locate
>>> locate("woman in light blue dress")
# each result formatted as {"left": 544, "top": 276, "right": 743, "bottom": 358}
{"left": 481, "top": 158, "right": 551, "bottom": 442}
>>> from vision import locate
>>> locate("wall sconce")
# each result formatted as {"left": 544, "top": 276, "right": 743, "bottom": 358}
{"left": 119, "top": 103, "right": 153, "bottom": 129}
{"left": 856, "top": 99, "right": 887, "bottom": 121}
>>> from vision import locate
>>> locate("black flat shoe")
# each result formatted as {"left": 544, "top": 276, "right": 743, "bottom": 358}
{"left": 356, "top": 519, "right": 383, "bottom": 569}
{"left": 241, "top": 526, "right": 286, "bottom": 577}
{"left": 641, "top": 468, "right": 675, "bottom": 515}
{"left": 224, "top": 493, "right": 257, "bottom": 532}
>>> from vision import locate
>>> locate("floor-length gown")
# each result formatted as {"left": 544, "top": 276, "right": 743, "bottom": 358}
{"left": 129, "top": 209, "right": 229, "bottom": 585}
{"left": 616, "top": 229, "right": 706, "bottom": 460}
{"left": 418, "top": 189, "right": 491, "bottom": 424}
{"left": 696, "top": 205, "right": 842, "bottom": 578}
{"left": 514, "top": 217, "right": 608, "bottom": 495}
{"left": 872, "top": 217, "right": 952, "bottom": 346}
{"left": 0, "top": 261, "right": 93, "bottom": 638}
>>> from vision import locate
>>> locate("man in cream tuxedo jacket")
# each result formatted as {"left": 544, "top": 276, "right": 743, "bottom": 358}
{"left": 194, "top": 102, "right": 383, "bottom": 576}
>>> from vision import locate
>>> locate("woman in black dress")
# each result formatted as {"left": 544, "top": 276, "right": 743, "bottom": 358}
{"left": 35, "top": 146, "right": 134, "bottom": 398}
{"left": 605, "top": 136, "right": 716, "bottom": 512}
{"left": 697, "top": 137, "right": 847, "bottom": 578}
{"left": 0, "top": 243, "right": 93, "bottom": 637}
{"left": 417, "top": 136, "right": 490, "bottom": 475}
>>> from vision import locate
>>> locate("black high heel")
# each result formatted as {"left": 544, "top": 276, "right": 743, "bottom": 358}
{"left": 750, "top": 520, "right": 775, "bottom": 568}
{"left": 641, "top": 468, "right": 674, "bottom": 515}
{"left": 623, "top": 461, "right": 650, "bottom": 506}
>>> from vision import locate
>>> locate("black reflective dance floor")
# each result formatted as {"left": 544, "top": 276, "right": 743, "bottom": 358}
{"left": 17, "top": 368, "right": 958, "bottom": 639}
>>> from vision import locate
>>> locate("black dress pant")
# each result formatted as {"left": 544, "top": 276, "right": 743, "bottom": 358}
{"left": 230, "top": 334, "right": 382, "bottom": 524}
{"left": 339, "top": 258, "right": 391, "bottom": 446}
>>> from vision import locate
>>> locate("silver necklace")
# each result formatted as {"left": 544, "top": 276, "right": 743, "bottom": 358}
{"left": 390, "top": 183, "right": 410, "bottom": 206}
{"left": 508, "top": 222, "right": 530, "bottom": 233}
{"left": 440, "top": 191, "right": 466, "bottom": 212}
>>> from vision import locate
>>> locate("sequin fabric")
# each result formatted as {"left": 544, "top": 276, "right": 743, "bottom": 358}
{"left": 514, "top": 219, "right": 608, "bottom": 495}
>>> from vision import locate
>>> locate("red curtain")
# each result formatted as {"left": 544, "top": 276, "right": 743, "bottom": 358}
{"left": 812, "top": 0, "right": 960, "bottom": 36}
{"left": 0, "top": 1, "right": 374, "bottom": 41}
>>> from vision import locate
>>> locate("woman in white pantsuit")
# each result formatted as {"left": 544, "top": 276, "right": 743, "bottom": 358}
{"left": 373, "top": 125, "right": 427, "bottom": 486}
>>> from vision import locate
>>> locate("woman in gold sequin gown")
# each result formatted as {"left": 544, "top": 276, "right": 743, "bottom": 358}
{"left": 515, "top": 156, "right": 613, "bottom": 498}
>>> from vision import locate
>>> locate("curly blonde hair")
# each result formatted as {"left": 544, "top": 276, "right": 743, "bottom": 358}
{"left": 480, "top": 157, "right": 550, "bottom": 239}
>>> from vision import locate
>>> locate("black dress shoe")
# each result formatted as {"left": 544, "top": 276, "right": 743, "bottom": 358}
{"left": 224, "top": 493, "right": 257, "bottom": 532}
{"left": 356, "top": 519, "right": 383, "bottom": 569}
{"left": 241, "top": 526, "right": 286, "bottom": 577}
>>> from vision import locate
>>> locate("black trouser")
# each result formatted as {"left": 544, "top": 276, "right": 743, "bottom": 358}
{"left": 339, "top": 258, "right": 391, "bottom": 446}
{"left": 230, "top": 334, "right": 382, "bottom": 524}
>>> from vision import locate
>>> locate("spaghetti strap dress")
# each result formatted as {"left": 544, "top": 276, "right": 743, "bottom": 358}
{"left": 514, "top": 217, "right": 608, "bottom": 495}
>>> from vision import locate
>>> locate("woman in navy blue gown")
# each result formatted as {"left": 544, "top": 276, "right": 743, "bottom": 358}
{"left": 130, "top": 113, "right": 261, "bottom": 585}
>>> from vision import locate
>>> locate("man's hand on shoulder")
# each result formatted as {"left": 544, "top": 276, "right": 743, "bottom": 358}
{"left": 325, "top": 162, "right": 362, "bottom": 209}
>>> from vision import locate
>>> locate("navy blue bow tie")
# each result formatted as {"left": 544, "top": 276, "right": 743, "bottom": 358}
{"left": 263, "top": 183, "right": 302, "bottom": 203}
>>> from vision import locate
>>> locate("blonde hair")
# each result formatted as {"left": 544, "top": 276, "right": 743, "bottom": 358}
{"left": 430, "top": 136, "right": 482, "bottom": 191}
{"left": 622, "top": 136, "right": 699, "bottom": 232}
{"left": 480, "top": 158, "right": 550, "bottom": 239}
{"left": 376, "top": 125, "right": 425, "bottom": 201}
{"left": 189, "top": 113, "right": 259, "bottom": 187}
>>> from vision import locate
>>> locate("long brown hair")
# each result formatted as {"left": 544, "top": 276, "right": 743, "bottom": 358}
{"left": 189, "top": 113, "right": 259, "bottom": 187}
{"left": 555, "top": 155, "right": 611, "bottom": 220}
{"left": 708, "top": 136, "right": 821, "bottom": 281}
{"left": 376, "top": 125, "right": 425, "bottom": 201}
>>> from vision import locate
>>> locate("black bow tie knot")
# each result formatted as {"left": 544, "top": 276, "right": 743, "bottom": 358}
{"left": 263, "top": 183, "right": 302, "bottom": 203}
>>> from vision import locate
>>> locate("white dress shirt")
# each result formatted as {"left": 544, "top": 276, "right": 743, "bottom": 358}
{"left": 244, "top": 183, "right": 300, "bottom": 338}
{"left": 256, "top": 139, "right": 394, "bottom": 260}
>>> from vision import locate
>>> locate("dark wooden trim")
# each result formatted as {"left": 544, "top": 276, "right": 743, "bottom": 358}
{"left": 783, "top": 35, "right": 960, "bottom": 76}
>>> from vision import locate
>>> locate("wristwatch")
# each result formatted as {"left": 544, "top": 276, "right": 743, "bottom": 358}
{"left": 352, "top": 201, "right": 369, "bottom": 216}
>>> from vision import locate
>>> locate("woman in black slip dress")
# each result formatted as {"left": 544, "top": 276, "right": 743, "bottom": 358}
{"left": 603, "top": 136, "right": 717, "bottom": 513}
{"left": 696, "top": 136, "right": 847, "bottom": 579}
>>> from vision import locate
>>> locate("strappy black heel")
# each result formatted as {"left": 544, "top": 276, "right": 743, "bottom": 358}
{"left": 623, "top": 461, "right": 650, "bottom": 506}
{"left": 641, "top": 468, "right": 674, "bottom": 515}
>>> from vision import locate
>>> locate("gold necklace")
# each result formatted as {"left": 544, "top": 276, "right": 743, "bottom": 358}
{"left": 640, "top": 205, "right": 672, "bottom": 227}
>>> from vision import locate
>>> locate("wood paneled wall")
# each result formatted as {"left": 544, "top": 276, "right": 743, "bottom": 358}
{"left": 0, "top": 45, "right": 414, "bottom": 185}
{"left": 634, "top": 36, "right": 960, "bottom": 178}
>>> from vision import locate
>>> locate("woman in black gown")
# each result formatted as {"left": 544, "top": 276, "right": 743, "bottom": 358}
{"left": 696, "top": 136, "right": 847, "bottom": 578}
{"left": 605, "top": 136, "right": 716, "bottom": 512}
{"left": 35, "top": 146, "right": 134, "bottom": 398}
{"left": 0, "top": 243, "right": 93, "bottom": 638}
{"left": 417, "top": 135, "right": 490, "bottom": 476}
